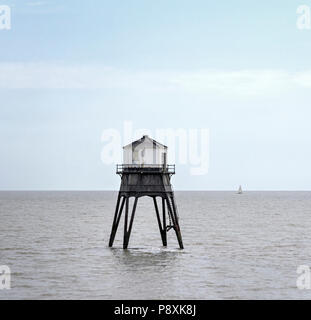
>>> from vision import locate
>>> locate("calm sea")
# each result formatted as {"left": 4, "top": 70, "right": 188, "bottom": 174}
{"left": 1, "top": 191, "right": 311, "bottom": 300}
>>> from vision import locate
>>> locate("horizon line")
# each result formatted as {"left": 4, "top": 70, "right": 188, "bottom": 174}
{"left": 0, "top": 189, "right": 311, "bottom": 192}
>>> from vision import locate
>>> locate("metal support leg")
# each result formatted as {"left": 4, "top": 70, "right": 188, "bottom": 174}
{"left": 153, "top": 197, "right": 167, "bottom": 246}
{"left": 162, "top": 197, "right": 167, "bottom": 246}
{"left": 109, "top": 195, "right": 125, "bottom": 247}
{"left": 123, "top": 197, "right": 138, "bottom": 249}
{"left": 123, "top": 197, "right": 129, "bottom": 249}
{"left": 166, "top": 195, "right": 184, "bottom": 249}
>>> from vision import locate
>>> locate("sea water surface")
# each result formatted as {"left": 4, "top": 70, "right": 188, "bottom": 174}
{"left": 1, "top": 191, "right": 311, "bottom": 300}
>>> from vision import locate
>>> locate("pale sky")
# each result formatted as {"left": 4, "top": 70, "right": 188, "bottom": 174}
{"left": 1, "top": 0, "right": 311, "bottom": 190}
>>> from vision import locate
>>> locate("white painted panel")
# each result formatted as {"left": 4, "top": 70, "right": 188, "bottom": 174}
{"left": 123, "top": 137, "right": 167, "bottom": 165}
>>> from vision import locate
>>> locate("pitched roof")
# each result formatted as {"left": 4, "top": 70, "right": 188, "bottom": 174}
{"left": 123, "top": 135, "right": 167, "bottom": 149}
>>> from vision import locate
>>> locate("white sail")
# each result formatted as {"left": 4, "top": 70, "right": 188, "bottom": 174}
{"left": 237, "top": 185, "right": 243, "bottom": 194}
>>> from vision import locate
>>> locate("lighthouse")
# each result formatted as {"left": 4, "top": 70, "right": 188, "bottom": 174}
{"left": 108, "top": 135, "right": 184, "bottom": 249}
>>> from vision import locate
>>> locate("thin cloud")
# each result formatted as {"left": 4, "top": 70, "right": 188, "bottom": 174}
{"left": 26, "top": 1, "right": 48, "bottom": 6}
{"left": 0, "top": 62, "right": 310, "bottom": 97}
{"left": 22, "top": 1, "right": 64, "bottom": 14}
{"left": 170, "top": 70, "right": 296, "bottom": 96}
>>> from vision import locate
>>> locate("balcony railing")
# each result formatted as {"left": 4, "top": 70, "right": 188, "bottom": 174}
{"left": 116, "top": 164, "right": 175, "bottom": 174}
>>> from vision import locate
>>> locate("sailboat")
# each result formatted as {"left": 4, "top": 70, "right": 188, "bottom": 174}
{"left": 237, "top": 185, "right": 243, "bottom": 194}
